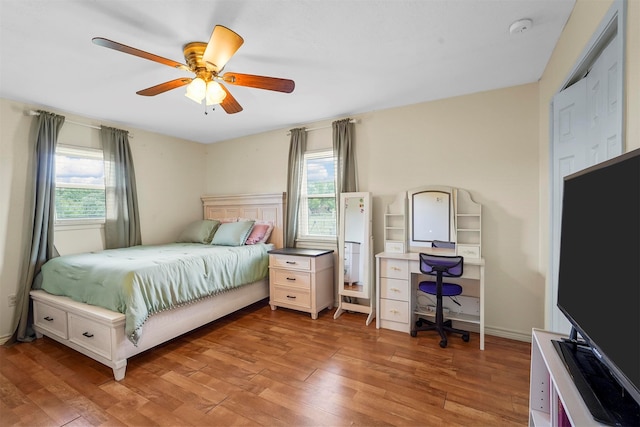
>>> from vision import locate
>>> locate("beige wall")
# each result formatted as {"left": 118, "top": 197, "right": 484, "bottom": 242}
{"left": 205, "top": 83, "right": 542, "bottom": 340}
{"left": 0, "top": 98, "right": 207, "bottom": 338}
{"left": 537, "top": 0, "right": 639, "bottom": 327}
{"left": 1, "top": 0, "right": 637, "bottom": 342}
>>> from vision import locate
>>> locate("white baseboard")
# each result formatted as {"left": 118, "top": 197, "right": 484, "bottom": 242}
{"left": 0, "top": 334, "right": 12, "bottom": 345}
{"left": 485, "top": 325, "right": 532, "bottom": 343}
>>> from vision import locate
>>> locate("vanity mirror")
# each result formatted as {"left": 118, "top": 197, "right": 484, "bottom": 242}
{"left": 334, "top": 192, "right": 374, "bottom": 324}
{"left": 385, "top": 186, "right": 481, "bottom": 258}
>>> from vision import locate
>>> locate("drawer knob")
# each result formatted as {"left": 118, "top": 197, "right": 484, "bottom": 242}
{"left": 390, "top": 309, "right": 399, "bottom": 314}
{"left": 391, "top": 266, "right": 401, "bottom": 271}
{"left": 391, "top": 288, "right": 400, "bottom": 292}
{"left": 82, "top": 332, "right": 94, "bottom": 338}
{"left": 286, "top": 295, "right": 297, "bottom": 300}
{"left": 286, "top": 277, "right": 296, "bottom": 281}
{"left": 285, "top": 261, "right": 297, "bottom": 265}
{"left": 44, "top": 316, "right": 54, "bottom": 322}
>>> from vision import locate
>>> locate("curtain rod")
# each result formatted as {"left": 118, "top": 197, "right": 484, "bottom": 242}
{"left": 287, "top": 119, "right": 358, "bottom": 135}
{"left": 27, "top": 110, "right": 134, "bottom": 138}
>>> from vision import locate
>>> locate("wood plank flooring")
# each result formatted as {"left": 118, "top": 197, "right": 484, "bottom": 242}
{"left": 1, "top": 300, "right": 532, "bottom": 426}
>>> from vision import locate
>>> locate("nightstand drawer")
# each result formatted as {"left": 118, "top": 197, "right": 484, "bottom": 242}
{"left": 380, "top": 259, "right": 408, "bottom": 280}
{"left": 33, "top": 301, "right": 68, "bottom": 339}
{"left": 68, "top": 313, "right": 112, "bottom": 359}
{"left": 270, "top": 255, "right": 311, "bottom": 271}
{"left": 273, "top": 269, "right": 311, "bottom": 289}
{"left": 272, "top": 286, "right": 311, "bottom": 309}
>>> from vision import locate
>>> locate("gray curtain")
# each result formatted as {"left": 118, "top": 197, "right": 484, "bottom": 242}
{"left": 101, "top": 126, "right": 141, "bottom": 249}
{"left": 285, "top": 128, "right": 307, "bottom": 247}
{"left": 333, "top": 118, "right": 357, "bottom": 234}
{"left": 11, "top": 111, "right": 65, "bottom": 343}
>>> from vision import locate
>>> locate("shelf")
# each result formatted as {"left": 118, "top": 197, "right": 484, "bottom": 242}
{"left": 414, "top": 309, "right": 480, "bottom": 325}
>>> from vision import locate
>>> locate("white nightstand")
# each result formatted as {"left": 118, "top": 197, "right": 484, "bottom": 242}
{"left": 268, "top": 248, "right": 334, "bottom": 319}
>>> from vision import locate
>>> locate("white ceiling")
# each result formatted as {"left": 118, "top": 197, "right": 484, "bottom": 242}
{"left": 0, "top": 0, "right": 575, "bottom": 144}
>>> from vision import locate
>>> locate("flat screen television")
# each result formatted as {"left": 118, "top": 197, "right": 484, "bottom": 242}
{"left": 556, "top": 148, "right": 640, "bottom": 425}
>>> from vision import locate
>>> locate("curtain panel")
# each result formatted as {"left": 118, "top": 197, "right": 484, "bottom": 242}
{"left": 285, "top": 128, "right": 307, "bottom": 247}
{"left": 101, "top": 126, "right": 142, "bottom": 249}
{"left": 11, "top": 110, "right": 65, "bottom": 343}
{"left": 333, "top": 118, "right": 357, "bottom": 235}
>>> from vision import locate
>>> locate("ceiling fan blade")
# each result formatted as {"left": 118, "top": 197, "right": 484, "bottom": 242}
{"left": 92, "top": 37, "right": 190, "bottom": 71}
{"left": 221, "top": 72, "right": 295, "bottom": 93}
{"left": 219, "top": 84, "right": 243, "bottom": 114}
{"left": 202, "top": 26, "right": 244, "bottom": 73}
{"left": 136, "top": 78, "right": 192, "bottom": 96}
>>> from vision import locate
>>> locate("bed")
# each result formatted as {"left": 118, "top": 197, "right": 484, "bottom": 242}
{"left": 29, "top": 192, "right": 286, "bottom": 381}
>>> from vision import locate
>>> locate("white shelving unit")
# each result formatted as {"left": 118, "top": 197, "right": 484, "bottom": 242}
{"left": 384, "top": 192, "right": 406, "bottom": 253}
{"left": 454, "top": 189, "right": 482, "bottom": 258}
{"left": 529, "top": 329, "right": 607, "bottom": 427}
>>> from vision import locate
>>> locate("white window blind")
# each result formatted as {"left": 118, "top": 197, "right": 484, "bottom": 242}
{"left": 55, "top": 145, "right": 105, "bottom": 224}
{"left": 297, "top": 150, "right": 337, "bottom": 239}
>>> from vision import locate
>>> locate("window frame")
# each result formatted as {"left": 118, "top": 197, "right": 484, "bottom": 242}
{"left": 54, "top": 144, "right": 106, "bottom": 227}
{"left": 296, "top": 149, "right": 338, "bottom": 242}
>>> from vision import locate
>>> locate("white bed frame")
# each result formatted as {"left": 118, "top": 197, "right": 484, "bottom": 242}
{"left": 30, "top": 192, "right": 286, "bottom": 381}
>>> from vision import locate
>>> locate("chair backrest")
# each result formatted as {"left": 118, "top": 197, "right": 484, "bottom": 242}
{"left": 419, "top": 253, "right": 464, "bottom": 278}
{"left": 432, "top": 240, "right": 456, "bottom": 249}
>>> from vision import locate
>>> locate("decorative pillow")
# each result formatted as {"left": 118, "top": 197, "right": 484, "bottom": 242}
{"left": 176, "top": 219, "right": 220, "bottom": 244}
{"left": 244, "top": 222, "right": 274, "bottom": 245}
{"left": 211, "top": 220, "right": 255, "bottom": 246}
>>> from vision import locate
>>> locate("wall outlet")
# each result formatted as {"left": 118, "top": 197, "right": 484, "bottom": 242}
{"left": 8, "top": 294, "right": 16, "bottom": 307}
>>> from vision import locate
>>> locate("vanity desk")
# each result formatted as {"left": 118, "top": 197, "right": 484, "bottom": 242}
{"left": 376, "top": 250, "right": 485, "bottom": 349}
{"left": 376, "top": 186, "right": 485, "bottom": 349}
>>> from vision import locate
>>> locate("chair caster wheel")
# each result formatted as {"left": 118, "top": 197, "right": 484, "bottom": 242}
{"left": 439, "top": 340, "right": 447, "bottom": 348}
{"left": 462, "top": 334, "right": 470, "bottom": 342}
{"left": 410, "top": 331, "right": 417, "bottom": 337}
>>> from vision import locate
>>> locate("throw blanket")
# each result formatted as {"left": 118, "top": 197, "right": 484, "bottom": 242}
{"left": 37, "top": 243, "right": 272, "bottom": 345}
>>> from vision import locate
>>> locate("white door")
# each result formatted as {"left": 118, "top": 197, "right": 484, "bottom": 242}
{"left": 550, "top": 35, "right": 622, "bottom": 333}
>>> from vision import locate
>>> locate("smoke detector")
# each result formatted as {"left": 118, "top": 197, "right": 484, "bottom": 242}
{"left": 510, "top": 18, "right": 533, "bottom": 35}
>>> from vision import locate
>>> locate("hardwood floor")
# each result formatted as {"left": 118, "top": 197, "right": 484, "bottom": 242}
{"left": 1, "top": 300, "right": 531, "bottom": 426}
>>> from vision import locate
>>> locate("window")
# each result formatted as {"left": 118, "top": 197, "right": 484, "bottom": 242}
{"left": 55, "top": 145, "right": 105, "bottom": 224}
{"left": 297, "top": 150, "right": 337, "bottom": 239}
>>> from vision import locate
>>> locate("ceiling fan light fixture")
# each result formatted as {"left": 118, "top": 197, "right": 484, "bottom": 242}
{"left": 185, "top": 77, "right": 206, "bottom": 103}
{"left": 205, "top": 81, "right": 226, "bottom": 105}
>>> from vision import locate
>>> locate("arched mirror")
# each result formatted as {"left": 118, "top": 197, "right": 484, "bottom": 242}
{"left": 408, "top": 186, "right": 456, "bottom": 250}
{"left": 334, "top": 192, "right": 374, "bottom": 324}
{"left": 405, "top": 186, "right": 482, "bottom": 258}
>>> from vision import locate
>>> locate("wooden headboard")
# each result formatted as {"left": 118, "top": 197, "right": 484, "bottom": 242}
{"left": 201, "top": 192, "right": 287, "bottom": 249}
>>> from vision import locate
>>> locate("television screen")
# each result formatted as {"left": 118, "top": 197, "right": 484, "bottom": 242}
{"left": 557, "top": 148, "right": 640, "bottom": 410}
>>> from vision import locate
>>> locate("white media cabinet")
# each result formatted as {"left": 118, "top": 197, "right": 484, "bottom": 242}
{"left": 529, "top": 329, "right": 607, "bottom": 426}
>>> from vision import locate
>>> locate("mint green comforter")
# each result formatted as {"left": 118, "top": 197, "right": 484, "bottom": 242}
{"left": 37, "top": 243, "right": 272, "bottom": 345}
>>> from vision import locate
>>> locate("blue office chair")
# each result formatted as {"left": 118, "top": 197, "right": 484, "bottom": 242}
{"left": 412, "top": 253, "right": 470, "bottom": 348}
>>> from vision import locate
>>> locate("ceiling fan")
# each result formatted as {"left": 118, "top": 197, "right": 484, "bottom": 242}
{"left": 92, "top": 25, "right": 295, "bottom": 114}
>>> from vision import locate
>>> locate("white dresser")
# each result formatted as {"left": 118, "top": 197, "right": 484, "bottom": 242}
{"left": 268, "top": 248, "right": 334, "bottom": 319}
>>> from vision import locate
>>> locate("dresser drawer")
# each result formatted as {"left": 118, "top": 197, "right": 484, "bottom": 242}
{"left": 68, "top": 313, "right": 112, "bottom": 359}
{"left": 271, "top": 286, "right": 311, "bottom": 309}
{"left": 380, "top": 259, "right": 408, "bottom": 280}
{"left": 457, "top": 244, "right": 480, "bottom": 258}
{"left": 33, "top": 301, "right": 68, "bottom": 339}
{"left": 380, "top": 278, "right": 409, "bottom": 301}
{"left": 273, "top": 269, "right": 311, "bottom": 289}
{"left": 379, "top": 299, "right": 409, "bottom": 323}
{"left": 270, "top": 255, "right": 311, "bottom": 271}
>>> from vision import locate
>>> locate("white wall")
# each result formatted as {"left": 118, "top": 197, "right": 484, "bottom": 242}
{"left": 0, "top": 99, "right": 207, "bottom": 339}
